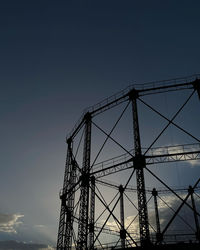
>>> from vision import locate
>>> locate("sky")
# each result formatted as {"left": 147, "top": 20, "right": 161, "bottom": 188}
{"left": 0, "top": 0, "right": 200, "bottom": 249}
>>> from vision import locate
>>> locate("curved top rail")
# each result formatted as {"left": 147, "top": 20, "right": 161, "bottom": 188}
{"left": 67, "top": 74, "right": 200, "bottom": 139}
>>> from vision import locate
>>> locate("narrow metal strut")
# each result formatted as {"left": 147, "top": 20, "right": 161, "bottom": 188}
{"left": 89, "top": 176, "right": 95, "bottom": 249}
{"left": 119, "top": 185, "right": 126, "bottom": 248}
{"left": 152, "top": 188, "right": 162, "bottom": 244}
{"left": 188, "top": 185, "right": 200, "bottom": 241}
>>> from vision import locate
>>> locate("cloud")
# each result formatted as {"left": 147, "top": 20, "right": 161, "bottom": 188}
{"left": 0, "top": 213, "right": 24, "bottom": 233}
{"left": 188, "top": 160, "right": 200, "bottom": 167}
{"left": 0, "top": 214, "right": 56, "bottom": 246}
{"left": 32, "top": 224, "right": 56, "bottom": 245}
{"left": 156, "top": 193, "right": 199, "bottom": 231}
{"left": 0, "top": 240, "right": 55, "bottom": 250}
{"left": 103, "top": 193, "right": 199, "bottom": 245}
{"left": 147, "top": 144, "right": 200, "bottom": 167}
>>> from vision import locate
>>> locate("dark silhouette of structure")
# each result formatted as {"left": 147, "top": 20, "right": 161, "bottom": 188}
{"left": 57, "top": 75, "right": 200, "bottom": 249}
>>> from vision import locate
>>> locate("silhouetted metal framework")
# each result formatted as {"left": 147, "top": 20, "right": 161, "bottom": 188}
{"left": 57, "top": 75, "right": 200, "bottom": 249}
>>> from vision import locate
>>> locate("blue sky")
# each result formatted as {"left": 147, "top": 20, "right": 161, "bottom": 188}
{"left": 0, "top": 0, "right": 200, "bottom": 248}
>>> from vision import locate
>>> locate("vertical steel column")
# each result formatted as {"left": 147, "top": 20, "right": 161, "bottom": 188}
{"left": 57, "top": 205, "right": 66, "bottom": 249}
{"left": 77, "top": 113, "right": 92, "bottom": 250}
{"left": 152, "top": 188, "right": 162, "bottom": 244}
{"left": 89, "top": 176, "right": 95, "bottom": 249}
{"left": 188, "top": 185, "right": 200, "bottom": 241}
{"left": 119, "top": 185, "right": 126, "bottom": 249}
{"left": 64, "top": 154, "right": 77, "bottom": 249}
{"left": 57, "top": 139, "right": 73, "bottom": 250}
{"left": 130, "top": 89, "right": 150, "bottom": 247}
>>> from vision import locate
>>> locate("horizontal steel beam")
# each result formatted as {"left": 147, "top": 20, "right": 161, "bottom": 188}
{"left": 91, "top": 148, "right": 200, "bottom": 178}
{"left": 146, "top": 151, "right": 200, "bottom": 164}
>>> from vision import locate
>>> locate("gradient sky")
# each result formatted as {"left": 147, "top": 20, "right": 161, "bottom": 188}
{"left": 0, "top": 0, "right": 200, "bottom": 248}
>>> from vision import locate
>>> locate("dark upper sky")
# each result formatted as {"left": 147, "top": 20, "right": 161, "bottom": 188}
{"left": 0, "top": 0, "right": 200, "bottom": 247}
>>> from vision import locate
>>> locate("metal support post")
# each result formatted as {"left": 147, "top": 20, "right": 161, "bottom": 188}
{"left": 119, "top": 185, "right": 126, "bottom": 249}
{"left": 188, "top": 185, "right": 200, "bottom": 241}
{"left": 57, "top": 138, "right": 75, "bottom": 250}
{"left": 77, "top": 113, "right": 92, "bottom": 250}
{"left": 152, "top": 188, "right": 162, "bottom": 244}
{"left": 64, "top": 157, "right": 77, "bottom": 249}
{"left": 89, "top": 176, "right": 95, "bottom": 249}
{"left": 130, "top": 89, "right": 150, "bottom": 247}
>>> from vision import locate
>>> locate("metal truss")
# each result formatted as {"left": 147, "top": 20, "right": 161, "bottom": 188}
{"left": 57, "top": 76, "right": 200, "bottom": 249}
{"left": 91, "top": 143, "right": 200, "bottom": 178}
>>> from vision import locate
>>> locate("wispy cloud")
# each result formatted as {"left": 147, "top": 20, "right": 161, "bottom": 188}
{"left": 148, "top": 143, "right": 200, "bottom": 168}
{"left": 188, "top": 160, "right": 200, "bottom": 167}
{"left": 103, "top": 193, "right": 199, "bottom": 245}
{"left": 0, "top": 213, "right": 24, "bottom": 233}
{"left": 0, "top": 240, "right": 55, "bottom": 250}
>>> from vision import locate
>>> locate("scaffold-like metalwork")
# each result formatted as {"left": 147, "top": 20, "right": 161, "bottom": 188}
{"left": 57, "top": 75, "right": 200, "bottom": 249}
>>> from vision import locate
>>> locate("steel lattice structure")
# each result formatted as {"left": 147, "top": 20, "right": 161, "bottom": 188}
{"left": 57, "top": 75, "right": 200, "bottom": 249}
